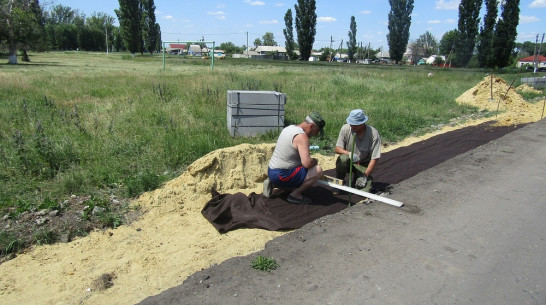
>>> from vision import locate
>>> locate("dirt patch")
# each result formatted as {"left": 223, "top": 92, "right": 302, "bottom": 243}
{"left": 0, "top": 76, "right": 544, "bottom": 305}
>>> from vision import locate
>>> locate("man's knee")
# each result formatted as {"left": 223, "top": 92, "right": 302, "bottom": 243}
{"left": 314, "top": 164, "right": 323, "bottom": 176}
{"left": 308, "top": 165, "right": 323, "bottom": 180}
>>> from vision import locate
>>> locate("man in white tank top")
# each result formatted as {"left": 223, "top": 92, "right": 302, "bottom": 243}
{"left": 264, "top": 111, "right": 325, "bottom": 204}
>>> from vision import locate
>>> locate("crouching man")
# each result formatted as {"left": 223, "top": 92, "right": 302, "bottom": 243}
{"left": 334, "top": 109, "right": 381, "bottom": 192}
{"left": 263, "top": 111, "right": 325, "bottom": 204}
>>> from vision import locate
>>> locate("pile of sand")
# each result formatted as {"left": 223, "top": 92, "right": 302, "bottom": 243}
{"left": 456, "top": 75, "right": 545, "bottom": 126}
{"left": 516, "top": 83, "right": 543, "bottom": 94}
{"left": 0, "top": 76, "right": 544, "bottom": 305}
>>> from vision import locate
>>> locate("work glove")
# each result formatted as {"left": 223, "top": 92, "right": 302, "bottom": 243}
{"left": 349, "top": 153, "right": 360, "bottom": 163}
{"left": 355, "top": 176, "right": 368, "bottom": 189}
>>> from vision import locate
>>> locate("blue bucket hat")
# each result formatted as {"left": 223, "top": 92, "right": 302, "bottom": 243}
{"left": 346, "top": 109, "right": 368, "bottom": 125}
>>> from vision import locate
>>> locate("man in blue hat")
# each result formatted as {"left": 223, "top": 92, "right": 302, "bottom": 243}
{"left": 334, "top": 109, "right": 381, "bottom": 192}
{"left": 263, "top": 111, "right": 325, "bottom": 204}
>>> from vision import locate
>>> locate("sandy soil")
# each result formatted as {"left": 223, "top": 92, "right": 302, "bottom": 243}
{"left": 0, "top": 76, "right": 544, "bottom": 305}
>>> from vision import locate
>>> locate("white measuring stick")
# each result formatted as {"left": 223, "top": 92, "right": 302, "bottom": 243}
{"left": 317, "top": 180, "right": 404, "bottom": 208}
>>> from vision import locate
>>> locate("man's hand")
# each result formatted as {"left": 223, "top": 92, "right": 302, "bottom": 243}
{"left": 349, "top": 153, "right": 359, "bottom": 163}
{"left": 355, "top": 176, "right": 368, "bottom": 188}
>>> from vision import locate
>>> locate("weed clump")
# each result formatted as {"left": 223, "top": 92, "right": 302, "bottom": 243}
{"left": 251, "top": 255, "right": 278, "bottom": 272}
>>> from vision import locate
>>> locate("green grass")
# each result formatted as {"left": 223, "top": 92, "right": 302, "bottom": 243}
{"left": 0, "top": 231, "right": 23, "bottom": 256}
{"left": 0, "top": 51, "right": 538, "bottom": 214}
{"left": 251, "top": 255, "right": 278, "bottom": 271}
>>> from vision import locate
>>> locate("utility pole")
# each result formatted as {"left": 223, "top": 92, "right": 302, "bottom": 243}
{"left": 533, "top": 34, "right": 539, "bottom": 73}
{"left": 535, "top": 33, "right": 545, "bottom": 73}
{"left": 105, "top": 26, "right": 108, "bottom": 55}
{"left": 329, "top": 36, "right": 334, "bottom": 62}
{"left": 246, "top": 32, "right": 249, "bottom": 58}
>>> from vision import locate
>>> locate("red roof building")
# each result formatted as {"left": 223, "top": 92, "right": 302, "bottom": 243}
{"left": 516, "top": 55, "right": 546, "bottom": 68}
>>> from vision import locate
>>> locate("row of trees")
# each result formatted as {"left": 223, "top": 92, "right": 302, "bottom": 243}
{"left": 386, "top": 0, "right": 522, "bottom": 68}
{"left": 2, "top": 0, "right": 535, "bottom": 68}
{"left": 0, "top": 0, "right": 161, "bottom": 64}
{"left": 282, "top": 0, "right": 317, "bottom": 61}
{"left": 116, "top": 0, "right": 161, "bottom": 55}
{"left": 44, "top": 5, "right": 120, "bottom": 52}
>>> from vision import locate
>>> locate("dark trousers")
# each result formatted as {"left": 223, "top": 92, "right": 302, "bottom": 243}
{"left": 335, "top": 154, "right": 373, "bottom": 189}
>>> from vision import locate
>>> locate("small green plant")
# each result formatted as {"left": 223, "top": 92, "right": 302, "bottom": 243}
{"left": 33, "top": 229, "right": 58, "bottom": 245}
{"left": 98, "top": 212, "right": 123, "bottom": 229}
{"left": 0, "top": 232, "right": 23, "bottom": 255}
{"left": 16, "top": 199, "right": 34, "bottom": 214}
{"left": 38, "top": 197, "right": 60, "bottom": 211}
{"left": 251, "top": 255, "right": 278, "bottom": 272}
{"left": 125, "top": 171, "right": 161, "bottom": 197}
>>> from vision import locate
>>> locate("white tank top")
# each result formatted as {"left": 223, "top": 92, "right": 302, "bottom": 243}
{"left": 268, "top": 125, "right": 304, "bottom": 169}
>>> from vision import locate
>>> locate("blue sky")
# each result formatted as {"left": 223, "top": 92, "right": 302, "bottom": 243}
{"left": 51, "top": 0, "right": 546, "bottom": 50}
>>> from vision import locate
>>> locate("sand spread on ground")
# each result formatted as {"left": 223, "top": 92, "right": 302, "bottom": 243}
{"left": 0, "top": 76, "right": 544, "bottom": 305}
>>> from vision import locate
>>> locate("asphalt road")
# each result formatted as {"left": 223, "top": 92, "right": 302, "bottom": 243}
{"left": 139, "top": 118, "right": 546, "bottom": 305}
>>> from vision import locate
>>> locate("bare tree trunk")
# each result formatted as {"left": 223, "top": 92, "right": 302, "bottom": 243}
{"left": 4, "top": 0, "right": 18, "bottom": 64}
{"left": 22, "top": 49, "right": 30, "bottom": 62}
{"left": 8, "top": 27, "right": 18, "bottom": 64}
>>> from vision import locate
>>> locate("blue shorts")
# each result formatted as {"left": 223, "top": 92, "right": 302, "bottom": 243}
{"left": 268, "top": 166, "right": 307, "bottom": 188}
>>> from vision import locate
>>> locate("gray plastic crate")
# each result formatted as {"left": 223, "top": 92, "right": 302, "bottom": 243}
{"left": 227, "top": 90, "right": 286, "bottom": 137}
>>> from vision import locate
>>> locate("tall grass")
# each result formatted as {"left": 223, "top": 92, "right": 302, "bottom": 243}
{"left": 0, "top": 51, "right": 526, "bottom": 211}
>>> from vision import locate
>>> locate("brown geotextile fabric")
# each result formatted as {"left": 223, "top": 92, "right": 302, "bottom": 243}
{"left": 201, "top": 122, "right": 525, "bottom": 233}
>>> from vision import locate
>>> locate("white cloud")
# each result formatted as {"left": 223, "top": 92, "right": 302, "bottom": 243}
{"left": 245, "top": 0, "right": 265, "bottom": 5}
{"left": 207, "top": 11, "right": 226, "bottom": 20}
{"left": 518, "top": 32, "right": 540, "bottom": 40}
{"left": 520, "top": 15, "right": 540, "bottom": 24}
{"left": 427, "top": 19, "right": 456, "bottom": 24}
{"left": 360, "top": 10, "right": 371, "bottom": 15}
{"left": 245, "top": 24, "right": 254, "bottom": 28}
{"left": 216, "top": 4, "right": 226, "bottom": 9}
{"left": 530, "top": 0, "right": 546, "bottom": 8}
{"left": 435, "top": 0, "right": 459, "bottom": 10}
{"left": 163, "top": 15, "right": 173, "bottom": 20}
{"left": 260, "top": 19, "right": 278, "bottom": 24}
{"left": 275, "top": 3, "right": 284, "bottom": 6}
{"left": 317, "top": 16, "right": 336, "bottom": 23}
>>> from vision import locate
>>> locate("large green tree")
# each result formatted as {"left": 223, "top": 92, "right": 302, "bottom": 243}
{"left": 454, "top": 0, "right": 482, "bottom": 67}
{"left": 515, "top": 40, "right": 546, "bottom": 57}
{"left": 283, "top": 8, "right": 296, "bottom": 59}
{"left": 82, "top": 13, "right": 115, "bottom": 51}
{"left": 347, "top": 16, "right": 357, "bottom": 61}
{"left": 141, "top": 0, "right": 160, "bottom": 54}
{"left": 477, "top": 0, "right": 498, "bottom": 68}
{"left": 219, "top": 41, "right": 242, "bottom": 55}
{"left": 116, "top": 0, "right": 141, "bottom": 55}
{"left": 43, "top": 4, "right": 79, "bottom": 50}
{"left": 411, "top": 31, "right": 438, "bottom": 60}
{"left": 492, "top": 0, "right": 520, "bottom": 68}
{"left": 387, "top": 0, "right": 414, "bottom": 64}
{"left": 294, "top": 0, "right": 316, "bottom": 61}
{"left": 262, "top": 32, "right": 276, "bottom": 46}
{"left": 439, "top": 29, "right": 459, "bottom": 64}
{"left": 0, "top": 0, "right": 44, "bottom": 64}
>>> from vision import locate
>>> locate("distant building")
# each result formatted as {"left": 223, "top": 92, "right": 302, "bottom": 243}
{"left": 517, "top": 55, "right": 546, "bottom": 69}
{"left": 426, "top": 55, "right": 446, "bottom": 65}
{"left": 166, "top": 43, "right": 187, "bottom": 54}
{"left": 254, "top": 46, "right": 287, "bottom": 55}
